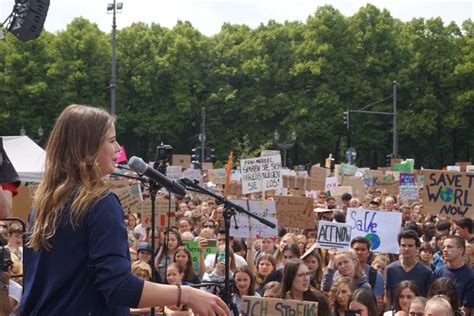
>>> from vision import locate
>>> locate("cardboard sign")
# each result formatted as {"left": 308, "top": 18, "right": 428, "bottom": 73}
{"left": 202, "top": 162, "right": 213, "bottom": 171}
{"left": 172, "top": 154, "right": 191, "bottom": 169}
{"left": 329, "top": 186, "right": 353, "bottom": 198}
{"left": 309, "top": 165, "right": 328, "bottom": 191}
{"left": 136, "top": 199, "right": 176, "bottom": 227}
{"left": 346, "top": 208, "right": 402, "bottom": 254}
{"left": 455, "top": 162, "right": 471, "bottom": 172}
{"left": 226, "top": 181, "right": 242, "bottom": 197}
{"left": 466, "top": 166, "right": 474, "bottom": 173}
{"left": 111, "top": 184, "right": 142, "bottom": 214}
{"left": 421, "top": 170, "right": 474, "bottom": 218}
{"left": 341, "top": 176, "right": 366, "bottom": 200}
{"left": 274, "top": 196, "right": 315, "bottom": 229}
{"left": 229, "top": 200, "right": 278, "bottom": 238}
{"left": 316, "top": 221, "right": 352, "bottom": 250}
{"left": 240, "top": 155, "right": 282, "bottom": 194}
{"left": 240, "top": 296, "right": 318, "bottom": 316}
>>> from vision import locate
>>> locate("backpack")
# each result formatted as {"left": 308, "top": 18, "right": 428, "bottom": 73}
{"left": 368, "top": 266, "right": 377, "bottom": 289}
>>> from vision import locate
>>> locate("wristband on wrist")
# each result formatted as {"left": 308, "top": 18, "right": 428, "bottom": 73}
{"left": 176, "top": 283, "right": 182, "bottom": 306}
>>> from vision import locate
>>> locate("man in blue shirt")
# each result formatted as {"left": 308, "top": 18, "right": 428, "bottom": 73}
{"left": 386, "top": 230, "right": 432, "bottom": 310}
{"left": 433, "top": 235, "right": 474, "bottom": 315}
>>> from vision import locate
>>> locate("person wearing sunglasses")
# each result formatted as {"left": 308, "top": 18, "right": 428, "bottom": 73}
{"left": 280, "top": 258, "right": 330, "bottom": 316}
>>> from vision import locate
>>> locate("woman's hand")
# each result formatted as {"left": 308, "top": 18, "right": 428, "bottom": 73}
{"left": 185, "top": 287, "right": 231, "bottom": 316}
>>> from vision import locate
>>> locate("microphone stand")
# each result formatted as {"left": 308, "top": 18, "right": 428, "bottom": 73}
{"left": 178, "top": 178, "right": 275, "bottom": 308}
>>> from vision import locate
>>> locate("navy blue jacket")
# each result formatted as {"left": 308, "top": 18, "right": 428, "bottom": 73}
{"left": 21, "top": 193, "right": 144, "bottom": 315}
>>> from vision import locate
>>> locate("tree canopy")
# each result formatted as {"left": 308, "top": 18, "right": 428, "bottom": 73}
{"left": 1, "top": 4, "right": 472, "bottom": 168}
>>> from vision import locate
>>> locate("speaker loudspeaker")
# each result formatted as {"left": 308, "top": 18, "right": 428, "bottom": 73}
{"left": 8, "top": 0, "right": 50, "bottom": 42}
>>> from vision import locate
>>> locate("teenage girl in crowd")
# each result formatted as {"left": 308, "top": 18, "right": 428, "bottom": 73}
{"left": 328, "top": 277, "right": 354, "bottom": 316}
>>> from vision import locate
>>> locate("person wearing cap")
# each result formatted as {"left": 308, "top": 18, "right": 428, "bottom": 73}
{"left": 137, "top": 242, "right": 153, "bottom": 263}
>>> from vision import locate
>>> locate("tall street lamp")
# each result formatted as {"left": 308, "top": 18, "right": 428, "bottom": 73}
{"left": 107, "top": 1, "right": 123, "bottom": 116}
{"left": 274, "top": 130, "right": 297, "bottom": 168}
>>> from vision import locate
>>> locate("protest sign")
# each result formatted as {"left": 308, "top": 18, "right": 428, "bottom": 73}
{"left": 467, "top": 166, "right": 474, "bottom": 173}
{"left": 394, "top": 159, "right": 414, "bottom": 173}
{"left": 182, "top": 169, "right": 202, "bottom": 184}
{"left": 172, "top": 154, "right": 191, "bottom": 169}
{"left": 202, "top": 162, "right": 213, "bottom": 171}
{"left": 183, "top": 240, "right": 217, "bottom": 272}
{"left": 261, "top": 150, "right": 281, "bottom": 157}
{"left": 325, "top": 176, "right": 338, "bottom": 192}
{"left": 166, "top": 165, "right": 182, "bottom": 180}
{"left": 135, "top": 199, "right": 176, "bottom": 227}
{"left": 341, "top": 176, "right": 366, "bottom": 200}
{"left": 107, "top": 179, "right": 131, "bottom": 190}
{"left": 309, "top": 165, "right": 328, "bottom": 191}
{"left": 115, "top": 145, "right": 128, "bottom": 163}
{"left": 455, "top": 162, "right": 471, "bottom": 172}
{"left": 316, "top": 221, "right": 352, "bottom": 250}
{"left": 274, "top": 196, "right": 315, "bottom": 229}
{"left": 421, "top": 170, "right": 474, "bottom": 218}
{"left": 447, "top": 166, "right": 461, "bottom": 172}
{"left": 226, "top": 181, "right": 242, "bottom": 197}
{"left": 111, "top": 184, "right": 142, "bottom": 214}
{"left": 240, "top": 296, "right": 318, "bottom": 316}
{"left": 339, "top": 163, "right": 358, "bottom": 176}
{"left": 399, "top": 173, "right": 419, "bottom": 200}
{"left": 346, "top": 208, "right": 402, "bottom": 254}
{"left": 329, "top": 186, "right": 353, "bottom": 198}
{"left": 229, "top": 200, "right": 278, "bottom": 238}
{"left": 240, "top": 155, "right": 282, "bottom": 194}
{"left": 208, "top": 168, "right": 226, "bottom": 184}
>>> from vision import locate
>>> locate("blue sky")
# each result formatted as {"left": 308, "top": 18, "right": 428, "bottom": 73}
{"left": 1, "top": 0, "right": 472, "bottom": 35}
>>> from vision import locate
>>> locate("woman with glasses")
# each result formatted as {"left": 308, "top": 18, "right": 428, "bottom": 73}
{"left": 280, "top": 258, "right": 330, "bottom": 316}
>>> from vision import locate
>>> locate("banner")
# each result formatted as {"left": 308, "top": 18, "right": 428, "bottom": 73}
{"left": 421, "top": 170, "right": 474, "bottom": 218}
{"left": 274, "top": 196, "right": 315, "bottom": 229}
{"left": 208, "top": 168, "right": 226, "bottom": 184}
{"left": 229, "top": 200, "right": 278, "bottom": 239}
{"left": 240, "top": 296, "right": 318, "bottom": 316}
{"left": 240, "top": 155, "right": 282, "bottom": 194}
{"left": 346, "top": 208, "right": 402, "bottom": 254}
{"left": 316, "top": 221, "right": 352, "bottom": 250}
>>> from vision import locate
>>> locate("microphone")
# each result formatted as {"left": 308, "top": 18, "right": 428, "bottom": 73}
{"left": 128, "top": 156, "right": 186, "bottom": 198}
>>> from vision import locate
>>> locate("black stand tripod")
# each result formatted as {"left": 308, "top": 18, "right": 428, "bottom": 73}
{"left": 178, "top": 177, "right": 276, "bottom": 308}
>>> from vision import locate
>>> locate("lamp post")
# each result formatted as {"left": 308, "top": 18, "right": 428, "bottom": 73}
{"left": 274, "top": 130, "right": 296, "bottom": 168}
{"left": 19, "top": 126, "right": 44, "bottom": 145}
{"left": 107, "top": 0, "right": 123, "bottom": 116}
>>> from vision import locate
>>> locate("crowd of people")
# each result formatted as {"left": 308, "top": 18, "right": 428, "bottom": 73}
{"left": 0, "top": 104, "right": 473, "bottom": 316}
{"left": 112, "top": 180, "right": 474, "bottom": 316}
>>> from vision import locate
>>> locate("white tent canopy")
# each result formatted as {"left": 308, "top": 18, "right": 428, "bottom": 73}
{"left": 3, "top": 136, "right": 45, "bottom": 183}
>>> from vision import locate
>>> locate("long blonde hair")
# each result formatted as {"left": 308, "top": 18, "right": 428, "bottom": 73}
{"left": 28, "top": 104, "right": 115, "bottom": 251}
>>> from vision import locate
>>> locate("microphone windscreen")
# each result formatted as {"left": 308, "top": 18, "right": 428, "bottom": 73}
{"left": 128, "top": 156, "right": 147, "bottom": 174}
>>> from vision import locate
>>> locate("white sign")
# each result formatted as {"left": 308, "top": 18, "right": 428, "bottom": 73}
{"left": 261, "top": 150, "right": 281, "bottom": 157}
{"left": 325, "top": 176, "right": 338, "bottom": 192}
{"left": 166, "top": 165, "right": 183, "bottom": 180}
{"left": 182, "top": 169, "right": 202, "bottom": 184}
{"left": 240, "top": 155, "right": 282, "bottom": 194}
{"left": 447, "top": 165, "right": 461, "bottom": 172}
{"left": 229, "top": 200, "right": 278, "bottom": 238}
{"left": 467, "top": 166, "right": 474, "bottom": 173}
{"left": 316, "top": 221, "right": 352, "bottom": 250}
{"left": 346, "top": 208, "right": 402, "bottom": 254}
